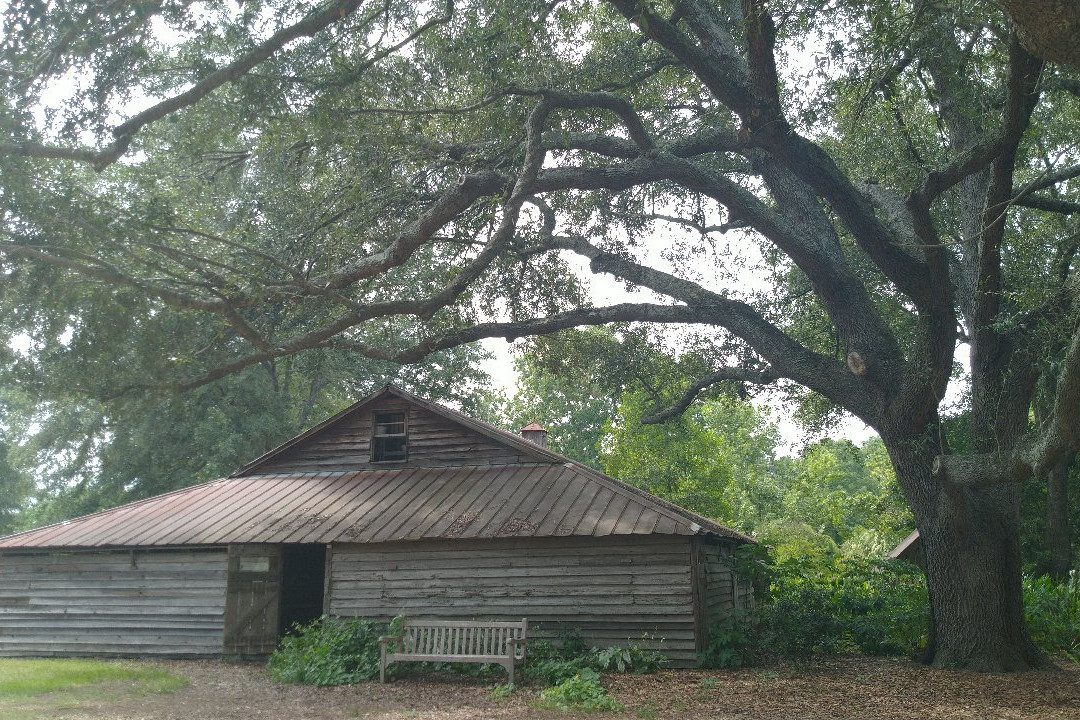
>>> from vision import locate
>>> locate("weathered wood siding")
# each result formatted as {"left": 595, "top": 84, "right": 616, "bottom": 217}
{"left": 255, "top": 402, "right": 537, "bottom": 473}
{"left": 328, "top": 535, "right": 700, "bottom": 664}
{"left": 0, "top": 548, "right": 227, "bottom": 657}
{"left": 698, "top": 538, "right": 753, "bottom": 633}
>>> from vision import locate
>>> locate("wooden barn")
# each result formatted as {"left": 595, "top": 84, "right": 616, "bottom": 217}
{"left": 0, "top": 385, "right": 754, "bottom": 664}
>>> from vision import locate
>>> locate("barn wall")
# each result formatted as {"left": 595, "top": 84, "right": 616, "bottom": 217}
{"left": 255, "top": 402, "right": 536, "bottom": 473}
{"left": 328, "top": 535, "right": 699, "bottom": 663}
{"left": 0, "top": 547, "right": 227, "bottom": 657}
{"left": 698, "top": 537, "right": 753, "bottom": 633}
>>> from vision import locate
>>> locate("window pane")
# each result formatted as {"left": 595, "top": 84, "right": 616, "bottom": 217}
{"left": 374, "top": 411, "right": 406, "bottom": 436}
{"left": 373, "top": 436, "right": 407, "bottom": 462}
{"left": 372, "top": 411, "right": 407, "bottom": 461}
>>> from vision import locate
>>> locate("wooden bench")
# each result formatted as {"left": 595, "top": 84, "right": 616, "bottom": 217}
{"left": 379, "top": 618, "right": 527, "bottom": 684}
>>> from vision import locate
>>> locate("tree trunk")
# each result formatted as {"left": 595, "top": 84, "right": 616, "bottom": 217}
{"left": 919, "top": 481, "right": 1046, "bottom": 670}
{"left": 1046, "top": 451, "right": 1075, "bottom": 580}
{"left": 885, "top": 433, "right": 1047, "bottom": 670}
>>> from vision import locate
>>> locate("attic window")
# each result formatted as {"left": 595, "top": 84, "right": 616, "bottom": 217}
{"left": 372, "top": 411, "right": 407, "bottom": 462}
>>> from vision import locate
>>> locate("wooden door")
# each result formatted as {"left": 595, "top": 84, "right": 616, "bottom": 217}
{"left": 224, "top": 544, "right": 282, "bottom": 656}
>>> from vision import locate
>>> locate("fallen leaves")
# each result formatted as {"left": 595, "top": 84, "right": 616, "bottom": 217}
{"left": 40, "top": 655, "right": 1080, "bottom": 720}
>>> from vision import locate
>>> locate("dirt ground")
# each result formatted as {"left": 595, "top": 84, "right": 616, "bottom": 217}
{"left": 15, "top": 656, "right": 1080, "bottom": 720}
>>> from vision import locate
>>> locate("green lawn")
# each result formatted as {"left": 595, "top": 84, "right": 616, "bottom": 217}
{"left": 0, "top": 658, "right": 187, "bottom": 720}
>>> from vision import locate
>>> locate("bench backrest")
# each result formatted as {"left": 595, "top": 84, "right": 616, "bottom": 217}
{"left": 397, "top": 619, "right": 527, "bottom": 660}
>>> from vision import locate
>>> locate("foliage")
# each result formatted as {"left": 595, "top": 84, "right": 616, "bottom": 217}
{"left": 537, "top": 668, "right": 623, "bottom": 712}
{"left": 603, "top": 389, "right": 737, "bottom": 519}
{"left": 698, "top": 611, "right": 752, "bottom": 669}
{"left": 1023, "top": 573, "right": 1080, "bottom": 662}
{"left": 591, "top": 639, "right": 666, "bottom": 674}
{"left": 526, "top": 631, "right": 665, "bottom": 686}
{"left": 267, "top": 616, "right": 385, "bottom": 686}
{"left": 490, "top": 682, "right": 516, "bottom": 699}
{"left": 750, "top": 556, "right": 929, "bottom": 661}
{"left": 524, "top": 656, "right": 592, "bottom": 687}
{"left": 4, "top": 0, "right": 1080, "bottom": 669}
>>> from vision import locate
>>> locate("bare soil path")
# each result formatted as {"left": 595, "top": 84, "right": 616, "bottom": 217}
{"left": 11, "top": 656, "right": 1080, "bottom": 720}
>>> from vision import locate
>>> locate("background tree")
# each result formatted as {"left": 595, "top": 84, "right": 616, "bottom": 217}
{"left": 3, "top": 0, "right": 1080, "bottom": 668}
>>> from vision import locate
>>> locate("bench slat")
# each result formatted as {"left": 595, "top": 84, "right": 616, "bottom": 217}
{"left": 379, "top": 617, "right": 527, "bottom": 684}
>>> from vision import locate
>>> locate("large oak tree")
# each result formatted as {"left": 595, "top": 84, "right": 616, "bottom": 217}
{"left": 3, "top": 0, "right": 1080, "bottom": 669}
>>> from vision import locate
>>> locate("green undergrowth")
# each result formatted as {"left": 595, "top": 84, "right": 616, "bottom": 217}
{"left": 1024, "top": 572, "right": 1080, "bottom": 662}
{"left": 268, "top": 616, "right": 387, "bottom": 685}
{"left": 270, "top": 617, "right": 664, "bottom": 711}
{"left": 537, "top": 668, "right": 624, "bottom": 712}
{"left": 697, "top": 547, "right": 1080, "bottom": 666}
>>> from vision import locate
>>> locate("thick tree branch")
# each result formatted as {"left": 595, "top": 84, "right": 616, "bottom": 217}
{"left": 547, "top": 234, "right": 876, "bottom": 422}
{"left": 1014, "top": 195, "right": 1080, "bottom": 214}
{"left": 641, "top": 366, "right": 780, "bottom": 423}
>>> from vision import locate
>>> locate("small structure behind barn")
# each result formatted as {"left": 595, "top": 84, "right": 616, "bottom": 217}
{"left": 0, "top": 385, "right": 754, "bottom": 664}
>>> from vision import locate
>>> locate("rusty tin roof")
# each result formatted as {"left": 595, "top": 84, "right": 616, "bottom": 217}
{"left": 0, "top": 386, "right": 752, "bottom": 549}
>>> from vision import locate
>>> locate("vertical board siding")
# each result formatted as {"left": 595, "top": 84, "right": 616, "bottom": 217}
{"left": 328, "top": 536, "right": 699, "bottom": 664}
{"left": 0, "top": 548, "right": 227, "bottom": 657}
{"left": 223, "top": 544, "right": 282, "bottom": 656}
{"left": 253, "top": 404, "right": 537, "bottom": 474}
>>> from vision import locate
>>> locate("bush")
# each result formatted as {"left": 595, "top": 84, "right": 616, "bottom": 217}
{"left": 591, "top": 638, "right": 666, "bottom": 674}
{"left": 758, "top": 584, "right": 848, "bottom": 659}
{"left": 526, "top": 632, "right": 666, "bottom": 685}
{"left": 538, "top": 668, "right": 623, "bottom": 712}
{"left": 1024, "top": 572, "right": 1080, "bottom": 662}
{"left": 750, "top": 555, "right": 929, "bottom": 660}
{"left": 830, "top": 558, "right": 929, "bottom": 656}
{"left": 525, "top": 656, "right": 592, "bottom": 686}
{"left": 698, "top": 611, "right": 752, "bottom": 668}
{"left": 267, "top": 616, "right": 385, "bottom": 686}
{"left": 490, "top": 682, "right": 516, "bottom": 699}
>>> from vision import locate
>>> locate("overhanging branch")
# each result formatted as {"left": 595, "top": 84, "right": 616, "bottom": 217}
{"left": 641, "top": 366, "right": 780, "bottom": 423}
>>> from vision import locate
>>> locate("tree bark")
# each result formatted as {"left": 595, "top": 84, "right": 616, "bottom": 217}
{"left": 1046, "top": 451, "right": 1075, "bottom": 580}
{"left": 885, "top": 430, "right": 1047, "bottom": 670}
{"left": 918, "top": 481, "right": 1046, "bottom": 670}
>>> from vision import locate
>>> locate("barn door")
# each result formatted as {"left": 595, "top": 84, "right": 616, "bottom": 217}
{"left": 224, "top": 544, "right": 282, "bottom": 656}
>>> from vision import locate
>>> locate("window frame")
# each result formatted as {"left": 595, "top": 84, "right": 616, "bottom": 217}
{"left": 371, "top": 409, "right": 408, "bottom": 463}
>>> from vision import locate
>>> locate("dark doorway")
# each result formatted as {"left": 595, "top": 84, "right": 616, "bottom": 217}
{"left": 278, "top": 544, "right": 327, "bottom": 636}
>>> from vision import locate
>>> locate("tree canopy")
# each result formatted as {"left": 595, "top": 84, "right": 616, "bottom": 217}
{"left": 3, "top": 0, "right": 1080, "bottom": 669}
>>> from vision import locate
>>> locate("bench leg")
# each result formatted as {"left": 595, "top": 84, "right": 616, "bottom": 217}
{"left": 380, "top": 646, "right": 386, "bottom": 683}
{"left": 505, "top": 658, "right": 514, "bottom": 686}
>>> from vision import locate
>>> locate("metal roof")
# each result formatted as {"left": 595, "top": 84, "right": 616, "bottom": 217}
{"left": 0, "top": 385, "right": 753, "bottom": 549}
{"left": 0, "top": 463, "right": 751, "bottom": 549}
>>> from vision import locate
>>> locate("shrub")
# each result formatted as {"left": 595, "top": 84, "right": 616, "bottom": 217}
{"left": 527, "top": 632, "right": 666, "bottom": 685}
{"left": 1024, "top": 572, "right": 1080, "bottom": 662}
{"left": 267, "top": 616, "right": 385, "bottom": 686}
{"left": 750, "top": 555, "right": 929, "bottom": 660}
{"left": 830, "top": 558, "right": 928, "bottom": 656}
{"left": 490, "top": 682, "right": 516, "bottom": 699}
{"left": 538, "top": 668, "right": 623, "bottom": 712}
{"left": 698, "top": 612, "right": 751, "bottom": 668}
{"left": 554, "top": 625, "right": 588, "bottom": 659}
{"left": 525, "top": 656, "right": 592, "bottom": 686}
{"left": 591, "top": 638, "right": 666, "bottom": 674}
{"left": 758, "top": 584, "right": 848, "bottom": 659}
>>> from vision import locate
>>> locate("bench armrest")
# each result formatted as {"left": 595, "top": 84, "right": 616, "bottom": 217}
{"left": 379, "top": 635, "right": 402, "bottom": 649}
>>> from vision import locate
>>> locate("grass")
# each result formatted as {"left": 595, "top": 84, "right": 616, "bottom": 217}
{"left": 0, "top": 658, "right": 187, "bottom": 720}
